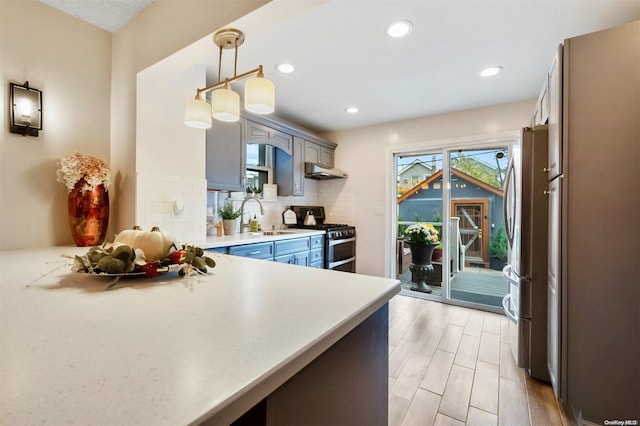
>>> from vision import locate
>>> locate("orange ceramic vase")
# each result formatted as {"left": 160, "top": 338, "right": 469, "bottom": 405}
{"left": 67, "top": 179, "right": 109, "bottom": 246}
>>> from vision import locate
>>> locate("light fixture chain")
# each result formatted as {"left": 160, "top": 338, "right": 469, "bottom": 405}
{"left": 234, "top": 39, "right": 239, "bottom": 78}
{"left": 217, "top": 44, "right": 223, "bottom": 84}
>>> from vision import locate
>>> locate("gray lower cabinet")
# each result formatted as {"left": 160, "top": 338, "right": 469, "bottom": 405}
{"left": 207, "top": 247, "right": 228, "bottom": 254}
{"left": 222, "top": 236, "right": 324, "bottom": 268}
{"left": 206, "top": 119, "right": 246, "bottom": 191}
{"left": 310, "top": 235, "right": 324, "bottom": 268}
{"left": 228, "top": 242, "right": 274, "bottom": 261}
{"left": 275, "top": 252, "right": 309, "bottom": 266}
{"left": 274, "top": 237, "right": 311, "bottom": 266}
{"left": 309, "top": 249, "right": 323, "bottom": 268}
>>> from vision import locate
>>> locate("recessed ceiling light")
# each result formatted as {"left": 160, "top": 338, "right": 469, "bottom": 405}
{"left": 387, "top": 20, "right": 413, "bottom": 38}
{"left": 480, "top": 66, "right": 503, "bottom": 77}
{"left": 277, "top": 63, "right": 295, "bottom": 73}
{"left": 345, "top": 106, "right": 359, "bottom": 114}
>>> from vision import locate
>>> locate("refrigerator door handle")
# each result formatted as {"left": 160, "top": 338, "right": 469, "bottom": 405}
{"left": 503, "top": 158, "right": 515, "bottom": 248}
{"left": 502, "top": 294, "right": 518, "bottom": 324}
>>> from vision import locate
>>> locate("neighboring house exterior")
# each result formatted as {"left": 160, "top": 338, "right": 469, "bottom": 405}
{"left": 397, "top": 169, "right": 504, "bottom": 267}
{"left": 397, "top": 160, "right": 434, "bottom": 195}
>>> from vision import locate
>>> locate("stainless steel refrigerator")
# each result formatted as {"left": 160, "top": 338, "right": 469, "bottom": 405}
{"left": 502, "top": 125, "right": 549, "bottom": 382}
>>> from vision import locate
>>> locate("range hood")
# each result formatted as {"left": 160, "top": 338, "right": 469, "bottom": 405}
{"left": 304, "top": 162, "right": 347, "bottom": 180}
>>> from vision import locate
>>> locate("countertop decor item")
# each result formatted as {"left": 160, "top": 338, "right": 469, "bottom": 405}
{"left": 113, "top": 226, "right": 176, "bottom": 261}
{"left": 57, "top": 152, "right": 112, "bottom": 246}
{"left": 218, "top": 202, "right": 241, "bottom": 236}
{"left": 72, "top": 243, "right": 215, "bottom": 290}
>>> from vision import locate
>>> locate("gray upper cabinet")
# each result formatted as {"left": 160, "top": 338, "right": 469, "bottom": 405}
{"left": 245, "top": 120, "right": 293, "bottom": 154}
{"left": 206, "top": 119, "right": 246, "bottom": 191}
{"left": 275, "top": 136, "right": 304, "bottom": 196}
{"left": 532, "top": 74, "right": 549, "bottom": 126}
{"left": 305, "top": 140, "right": 334, "bottom": 168}
{"left": 208, "top": 112, "right": 338, "bottom": 196}
{"left": 547, "top": 45, "right": 562, "bottom": 180}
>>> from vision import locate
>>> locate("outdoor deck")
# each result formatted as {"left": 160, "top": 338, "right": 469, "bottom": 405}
{"left": 398, "top": 266, "right": 507, "bottom": 307}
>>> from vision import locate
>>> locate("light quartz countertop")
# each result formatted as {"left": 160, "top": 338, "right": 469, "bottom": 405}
{"left": 0, "top": 246, "right": 399, "bottom": 425}
{"left": 194, "top": 228, "right": 325, "bottom": 249}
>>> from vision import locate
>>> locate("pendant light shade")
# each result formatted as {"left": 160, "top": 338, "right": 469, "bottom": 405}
{"left": 185, "top": 29, "right": 276, "bottom": 129}
{"left": 211, "top": 87, "right": 240, "bottom": 122}
{"left": 245, "top": 76, "right": 275, "bottom": 114}
{"left": 184, "top": 98, "right": 212, "bottom": 129}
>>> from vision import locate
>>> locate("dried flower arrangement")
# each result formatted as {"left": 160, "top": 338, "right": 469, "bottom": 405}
{"left": 56, "top": 152, "right": 111, "bottom": 193}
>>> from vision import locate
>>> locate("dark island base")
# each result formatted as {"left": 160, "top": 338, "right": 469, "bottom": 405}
{"left": 217, "top": 304, "right": 389, "bottom": 426}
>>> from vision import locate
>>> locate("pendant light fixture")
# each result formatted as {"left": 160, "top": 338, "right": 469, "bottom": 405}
{"left": 184, "top": 28, "right": 275, "bottom": 129}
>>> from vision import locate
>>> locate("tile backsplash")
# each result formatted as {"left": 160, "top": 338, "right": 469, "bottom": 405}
{"left": 135, "top": 174, "right": 338, "bottom": 241}
{"left": 209, "top": 179, "right": 321, "bottom": 231}
{"left": 135, "top": 173, "right": 206, "bottom": 242}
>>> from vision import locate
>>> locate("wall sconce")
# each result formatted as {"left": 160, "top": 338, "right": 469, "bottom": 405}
{"left": 10, "top": 81, "right": 42, "bottom": 137}
{"left": 184, "top": 28, "right": 275, "bottom": 129}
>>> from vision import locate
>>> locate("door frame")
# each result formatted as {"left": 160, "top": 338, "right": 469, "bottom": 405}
{"left": 451, "top": 198, "right": 490, "bottom": 268}
{"left": 386, "top": 131, "right": 518, "bottom": 310}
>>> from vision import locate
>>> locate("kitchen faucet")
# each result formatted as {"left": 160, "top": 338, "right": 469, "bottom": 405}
{"left": 239, "top": 195, "right": 265, "bottom": 233}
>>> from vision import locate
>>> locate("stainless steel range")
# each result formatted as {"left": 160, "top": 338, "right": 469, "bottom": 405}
{"left": 289, "top": 206, "right": 356, "bottom": 273}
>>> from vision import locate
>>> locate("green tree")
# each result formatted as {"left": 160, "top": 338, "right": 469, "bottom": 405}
{"left": 489, "top": 225, "right": 508, "bottom": 259}
{"left": 451, "top": 153, "right": 505, "bottom": 188}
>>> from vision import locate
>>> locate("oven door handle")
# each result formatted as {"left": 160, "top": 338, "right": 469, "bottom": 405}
{"left": 328, "top": 237, "right": 356, "bottom": 246}
{"left": 328, "top": 256, "right": 356, "bottom": 269}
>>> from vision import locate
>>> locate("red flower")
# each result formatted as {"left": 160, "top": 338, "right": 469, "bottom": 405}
{"left": 170, "top": 250, "right": 187, "bottom": 264}
{"left": 140, "top": 262, "right": 159, "bottom": 277}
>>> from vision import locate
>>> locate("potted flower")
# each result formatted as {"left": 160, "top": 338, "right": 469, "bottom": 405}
{"left": 218, "top": 202, "right": 241, "bottom": 235}
{"left": 404, "top": 223, "right": 439, "bottom": 246}
{"left": 56, "top": 152, "right": 111, "bottom": 246}
{"left": 404, "top": 223, "right": 440, "bottom": 293}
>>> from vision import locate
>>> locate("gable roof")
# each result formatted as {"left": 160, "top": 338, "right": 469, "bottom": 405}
{"left": 397, "top": 168, "right": 504, "bottom": 203}
{"left": 398, "top": 159, "right": 433, "bottom": 176}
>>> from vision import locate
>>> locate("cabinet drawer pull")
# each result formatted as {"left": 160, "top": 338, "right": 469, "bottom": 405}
{"left": 543, "top": 167, "right": 550, "bottom": 172}
{"left": 248, "top": 250, "right": 261, "bottom": 255}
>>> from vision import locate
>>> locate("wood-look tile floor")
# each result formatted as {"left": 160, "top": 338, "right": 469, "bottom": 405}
{"left": 388, "top": 294, "right": 568, "bottom": 426}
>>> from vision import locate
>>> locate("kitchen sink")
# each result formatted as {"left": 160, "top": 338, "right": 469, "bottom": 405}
{"left": 249, "top": 230, "right": 296, "bottom": 236}
{"left": 262, "top": 230, "right": 296, "bottom": 235}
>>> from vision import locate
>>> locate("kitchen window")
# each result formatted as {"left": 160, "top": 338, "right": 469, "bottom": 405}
{"left": 246, "top": 143, "right": 273, "bottom": 192}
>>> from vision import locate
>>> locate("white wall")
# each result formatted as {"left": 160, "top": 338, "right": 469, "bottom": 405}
{"left": 109, "top": 0, "right": 270, "bottom": 237}
{"left": 0, "top": 1, "right": 111, "bottom": 249}
{"left": 320, "top": 99, "right": 535, "bottom": 277}
{"left": 0, "top": 0, "right": 270, "bottom": 249}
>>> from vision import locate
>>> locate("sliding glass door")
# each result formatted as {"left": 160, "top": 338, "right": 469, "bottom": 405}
{"left": 393, "top": 142, "right": 512, "bottom": 310}
{"left": 447, "top": 148, "right": 510, "bottom": 308}
{"left": 396, "top": 153, "right": 444, "bottom": 298}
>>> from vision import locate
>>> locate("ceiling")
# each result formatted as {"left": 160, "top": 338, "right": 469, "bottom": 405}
{"left": 39, "top": 0, "right": 153, "bottom": 33}
{"left": 39, "top": 0, "right": 640, "bottom": 133}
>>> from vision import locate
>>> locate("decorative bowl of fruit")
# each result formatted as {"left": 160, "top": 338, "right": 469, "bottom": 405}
{"left": 72, "top": 226, "right": 215, "bottom": 289}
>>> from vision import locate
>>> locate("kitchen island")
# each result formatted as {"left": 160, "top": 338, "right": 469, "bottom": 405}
{"left": 0, "top": 246, "right": 399, "bottom": 425}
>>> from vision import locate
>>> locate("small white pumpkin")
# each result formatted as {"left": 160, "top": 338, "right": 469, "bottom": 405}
{"left": 113, "top": 226, "right": 143, "bottom": 246}
{"left": 114, "top": 226, "right": 176, "bottom": 260}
